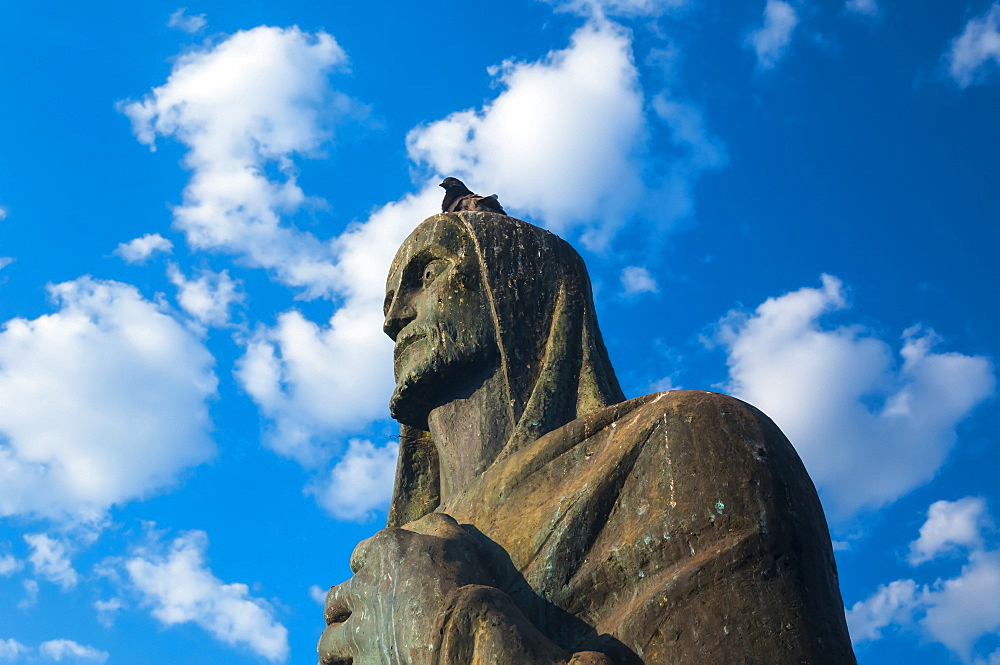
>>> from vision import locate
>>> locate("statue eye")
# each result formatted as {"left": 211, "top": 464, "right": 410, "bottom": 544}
{"left": 420, "top": 259, "right": 449, "bottom": 287}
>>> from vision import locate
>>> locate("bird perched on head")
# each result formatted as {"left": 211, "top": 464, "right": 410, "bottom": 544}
{"left": 440, "top": 177, "right": 507, "bottom": 215}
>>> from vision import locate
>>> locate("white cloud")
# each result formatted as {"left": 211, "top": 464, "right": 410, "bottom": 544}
{"left": 0, "top": 277, "right": 217, "bottom": 521}
{"left": 38, "top": 640, "right": 108, "bottom": 663}
{"left": 0, "top": 638, "right": 29, "bottom": 661}
{"left": 121, "top": 26, "right": 352, "bottom": 298}
{"left": 24, "top": 534, "right": 77, "bottom": 590}
{"left": 746, "top": 0, "right": 799, "bottom": 69}
{"left": 910, "top": 497, "right": 988, "bottom": 565}
{"left": 544, "top": 0, "right": 689, "bottom": 17}
{"left": 126, "top": 529, "right": 288, "bottom": 662}
{"left": 0, "top": 553, "right": 20, "bottom": 576}
{"left": 715, "top": 275, "right": 995, "bottom": 520}
{"left": 0, "top": 258, "right": 13, "bottom": 270}
{"left": 847, "top": 497, "right": 1000, "bottom": 661}
{"left": 0, "top": 206, "right": 7, "bottom": 221}
{"left": 845, "top": 0, "right": 878, "bottom": 17}
{"left": 311, "top": 439, "right": 399, "bottom": 522}
{"left": 947, "top": 3, "right": 1000, "bottom": 88}
{"left": 922, "top": 550, "right": 1000, "bottom": 659}
{"left": 308, "top": 584, "right": 327, "bottom": 605}
{"left": 94, "top": 598, "right": 125, "bottom": 628}
{"left": 407, "top": 21, "right": 644, "bottom": 244}
{"left": 846, "top": 578, "right": 920, "bottom": 643}
{"left": 168, "top": 265, "right": 244, "bottom": 327}
{"left": 620, "top": 266, "right": 658, "bottom": 295}
{"left": 167, "top": 7, "right": 206, "bottom": 33}
{"left": 235, "top": 187, "right": 437, "bottom": 466}
{"left": 18, "top": 580, "right": 38, "bottom": 609}
{"left": 407, "top": 20, "right": 722, "bottom": 248}
{"left": 114, "top": 233, "right": 173, "bottom": 264}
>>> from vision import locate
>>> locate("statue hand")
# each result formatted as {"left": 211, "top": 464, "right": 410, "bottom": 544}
{"left": 318, "top": 512, "right": 494, "bottom": 665}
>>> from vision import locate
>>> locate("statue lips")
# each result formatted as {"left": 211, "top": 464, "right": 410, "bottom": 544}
{"left": 393, "top": 328, "right": 426, "bottom": 363}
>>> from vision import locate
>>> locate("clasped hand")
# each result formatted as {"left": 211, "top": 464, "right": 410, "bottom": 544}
{"left": 318, "top": 512, "right": 494, "bottom": 665}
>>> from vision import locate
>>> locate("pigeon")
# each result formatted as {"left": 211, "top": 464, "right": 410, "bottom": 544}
{"left": 440, "top": 177, "right": 507, "bottom": 215}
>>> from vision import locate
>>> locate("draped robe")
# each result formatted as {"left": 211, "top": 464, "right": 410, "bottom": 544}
{"left": 365, "top": 213, "right": 855, "bottom": 664}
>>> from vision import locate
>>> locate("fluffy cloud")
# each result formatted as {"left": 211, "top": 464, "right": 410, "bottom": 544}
{"left": 122, "top": 26, "right": 351, "bottom": 298}
{"left": 25, "top": 533, "right": 78, "bottom": 590}
{"left": 167, "top": 7, "right": 206, "bottom": 34}
{"left": 909, "top": 497, "right": 988, "bottom": 565}
{"left": 620, "top": 266, "right": 658, "bottom": 295}
{"left": 846, "top": 578, "right": 920, "bottom": 643}
{"left": 746, "top": 0, "right": 799, "bottom": 69}
{"left": 407, "top": 20, "right": 723, "bottom": 248}
{"left": 168, "top": 265, "right": 244, "bottom": 328}
{"left": 38, "top": 640, "right": 109, "bottom": 663}
{"left": 715, "top": 275, "right": 995, "bottom": 520}
{"left": 922, "top": 550, "right": 1000, "bottom": 659}
{"left": 126, "top": 529, "right": 288, "bottom": 662}
{"left": 235, "top": 187, "right": 437, "bottom": 466}
{"left": 947, "top": 3, "right": 1000, "bottom": 88}
{"left": 311, "top": 439, "right": 399, "bottom": 522}
{"left": 114, "top": 233, "right": 173, "bottom": 264}
{"left": 849, "top": 498, "right": 1000, "bottom": 661}
{"left": 407, "top": 21, "right": 644, "bottom": 244}
{"left": 0, "top": 277, "right": 217, "bottom": 521}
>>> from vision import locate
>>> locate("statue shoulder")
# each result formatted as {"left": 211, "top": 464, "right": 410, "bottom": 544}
{"left": 606, "top": 389, "right": 805, "bottom": 481}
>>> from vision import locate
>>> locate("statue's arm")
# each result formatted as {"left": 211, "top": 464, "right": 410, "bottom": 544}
{"left": 318, "top": 513, "right": 611, "bottom": 665}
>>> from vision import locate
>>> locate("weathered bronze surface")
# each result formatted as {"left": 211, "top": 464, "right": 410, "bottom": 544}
{"left": 318, "top": 212, "right": 857, "bottom": 664}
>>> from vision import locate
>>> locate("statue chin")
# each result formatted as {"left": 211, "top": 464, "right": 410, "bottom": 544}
{"left": 389, "top": 382, "right": 433, "bottom": 429}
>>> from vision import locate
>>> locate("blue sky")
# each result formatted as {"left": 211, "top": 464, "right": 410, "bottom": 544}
{"left": 0, "top": 0, "right": 998, "bottom": 663}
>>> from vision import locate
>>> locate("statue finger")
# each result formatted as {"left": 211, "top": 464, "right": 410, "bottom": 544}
{"left": 324, "top": 581, "right": 353, "bottom": 625}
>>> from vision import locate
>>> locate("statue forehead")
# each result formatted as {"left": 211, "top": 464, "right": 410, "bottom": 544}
{"left": 388, "top": 216, "right": 477, "bottom": 279}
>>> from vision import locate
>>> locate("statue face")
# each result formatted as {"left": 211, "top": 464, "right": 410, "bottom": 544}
{"left": 384, "top": 219, "right": 499, "bottom": 428}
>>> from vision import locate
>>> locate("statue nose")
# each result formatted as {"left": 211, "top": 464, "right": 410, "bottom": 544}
{"left": 383, "top": 299, "right": 416, "bottom": 341}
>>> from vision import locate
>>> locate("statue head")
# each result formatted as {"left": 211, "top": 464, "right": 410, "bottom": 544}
{"left": 384, "top": 212, "right": 624, "bottom": 525}
{"left": 384, "top": 215, "right": 500, "bottom": 429}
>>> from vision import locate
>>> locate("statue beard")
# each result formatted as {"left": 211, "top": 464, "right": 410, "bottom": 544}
{"left": 389, "top": 319, "right": 498, "bottom": 430}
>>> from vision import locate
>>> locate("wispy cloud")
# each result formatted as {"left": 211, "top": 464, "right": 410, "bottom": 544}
{"left": 39, "top": 639, "right": 109, "bottom": 663}
{"left": 125, "top": 528, "right": 288, "bottom": 662}
{"left": 845, "top": 0, "right": 878, "bottom": 17}
{"left": 0, "top": 638, "right": 29, "bottom": 660}
{"left": 0, "top": 277, "right": 217, "bottom": 521}
{"left": 746, "top": 0, "right": 799, "bottom": 69}
{"left": 947, "top": 3, "right": 1000, "bottom": 88}
{"left": 167, "top": 7, "right": 207, "bottom": 34}
{"left": 714, "top": 275, "right": 995, "bottom": 520}
{"left": 542, "top": 0, "right": 690, "bottom": 18}
{"left": 25, "top": 533, "right": 78, "bottom": 590}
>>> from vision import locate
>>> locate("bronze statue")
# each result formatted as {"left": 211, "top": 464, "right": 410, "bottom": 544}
{"left": 318, "top": 211, "right": 857, "bottom": 664}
